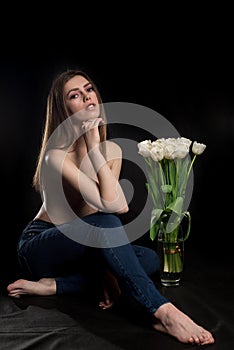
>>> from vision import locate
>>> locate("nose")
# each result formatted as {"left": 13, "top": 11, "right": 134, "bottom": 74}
{"left": 83, "top": 93, "right": 91, "bottom": 101}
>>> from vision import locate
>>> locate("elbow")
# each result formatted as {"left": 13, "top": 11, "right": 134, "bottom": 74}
{"left": 116, "top": 204, "right": 129, "bottom": 214}
{"left": 100, "top": 199, "right": 129, "bottom": 214}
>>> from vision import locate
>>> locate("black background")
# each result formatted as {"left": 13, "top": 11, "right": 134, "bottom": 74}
{"left": 0, "top": 34, "right": 233, "bottom": 284}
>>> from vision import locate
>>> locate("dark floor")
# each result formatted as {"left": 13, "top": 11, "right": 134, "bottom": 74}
{"left": 0, "top": 249, "right": 233, "bottom": 350}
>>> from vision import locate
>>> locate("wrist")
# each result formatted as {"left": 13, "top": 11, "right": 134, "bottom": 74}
{"left": 88, "top": 146, "right": 105, "bottom": 170}
{"left": 87, "top": 143, "right": 100, "bottom": 152}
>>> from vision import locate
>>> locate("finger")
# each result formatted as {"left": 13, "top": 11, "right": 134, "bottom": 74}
{"left": 82, "top": 118, "right": 103, "bottom": 129}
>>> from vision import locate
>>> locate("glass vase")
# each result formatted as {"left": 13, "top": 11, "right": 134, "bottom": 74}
{"left": 157, "top": 225, "right": 184, "bottom": 287}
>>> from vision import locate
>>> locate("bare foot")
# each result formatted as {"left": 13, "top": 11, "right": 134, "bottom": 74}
{"left": 7, "top": 278, "right": 56, "bottom": 298}
{"left": 99, "top": 270, "right": 121, "bottom": 310}
{"left": 153, "top": 302, "right": 215, "bottom": 345}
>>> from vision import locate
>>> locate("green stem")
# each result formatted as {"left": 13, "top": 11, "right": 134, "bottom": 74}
{"left": 163, "top": 242, "right": 183, "bottom": 273}
{"left": 158, "top": 161, "right": 165, "bottom": 186}
{"left": 187, "top": 154, "right": 197, "bottom": 179}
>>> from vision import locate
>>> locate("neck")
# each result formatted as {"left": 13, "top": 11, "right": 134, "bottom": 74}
{"left": 68, "top": 136, "right": 87, "bottom": 154}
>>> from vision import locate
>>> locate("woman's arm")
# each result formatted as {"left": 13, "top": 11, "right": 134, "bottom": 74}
{"left": 87, "top": 140, "right": 125, "bottom": 204}
{"left": 45, "top": 142, "right": 129, "bottom": 214}
{"left": 80, "top": 117, "right": 129, "bottom": 214}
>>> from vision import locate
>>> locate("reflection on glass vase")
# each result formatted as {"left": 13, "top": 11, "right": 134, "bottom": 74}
{"left": 157, "top": 225, "right": 184, "bottom": 287}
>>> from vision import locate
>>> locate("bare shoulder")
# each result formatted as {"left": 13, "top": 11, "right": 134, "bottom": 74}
{"left": 44, "top": 149, "right": 67, "bottom": 168}
{"left": 105, "top": 140, "right": 122, "bottom": 161}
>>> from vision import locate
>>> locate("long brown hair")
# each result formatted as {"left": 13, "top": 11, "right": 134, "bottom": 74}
{"left": 33, "top": 69, "right": 107, "bottom": 191}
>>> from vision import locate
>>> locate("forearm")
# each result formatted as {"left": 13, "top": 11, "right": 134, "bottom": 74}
{"left": 86, "top": 146, "right": 128, "bottom": 213}
{"left": 88, "top": 146, "right": 121, "bottom": 202}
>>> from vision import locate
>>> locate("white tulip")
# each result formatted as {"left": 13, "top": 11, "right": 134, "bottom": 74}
{"left": 192, "top": 141, "right": 206, "bottom": 155}
{"left": 173, "top": 143, "right": 190, "bottom": 159}
{"left": 150, "top": 143, "right": 164, "bottom": 161}
{"left": 137, "top": 140, "right": 152, "bottom": 157}
{"left": 163, "top": 144, "right": 176, "bottom": 159}
{"left": 179, "top": 137, "right": 192, "bottom": 148}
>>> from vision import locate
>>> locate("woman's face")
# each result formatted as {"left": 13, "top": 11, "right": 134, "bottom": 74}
{"left": 64, "top": 75, "right": 100, "bottom": 120}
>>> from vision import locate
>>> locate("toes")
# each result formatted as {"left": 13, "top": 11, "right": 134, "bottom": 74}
{"left": 200, "top": 335, "right": 215, "bottom": 345}
{"left": 194, "top": 336, "right": 201, "bottom": 344}
{"left": 188, "top": 336, "right": 194, "bottom": 344}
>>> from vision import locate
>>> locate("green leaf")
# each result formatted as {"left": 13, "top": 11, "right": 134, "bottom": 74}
{"left": 161, "top": 184, "right": 172, "bottom": 193}
{"left": 150, "top": 209, "right": 164, "bottom": 240}
{"left": 178, "top": 156, "right": 190, "bottom": 197}
{"left": 167, "top": 196, "right": 184, "bottom": 216}
{"left": 150, "top": 220, "right": 162, "bottom": 240}
{"left": 182, "top": 211, "right": 191, "bottom": 241}
{"left": 151, "top": 208, "right": 163, "bottom": 225}
{"left": 169, "top": 160, "right": 177, "bottom": 188}
{"left": 150, "top": 224, "right": 157, "bottom": 240}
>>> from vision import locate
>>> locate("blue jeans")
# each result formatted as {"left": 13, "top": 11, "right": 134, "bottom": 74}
{"left": 17, "top": 212, "right": 169, "bottom": 314}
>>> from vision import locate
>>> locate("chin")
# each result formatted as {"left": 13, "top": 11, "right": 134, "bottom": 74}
{"left": 72, "top": 108, "right": 100, "bottom": 122}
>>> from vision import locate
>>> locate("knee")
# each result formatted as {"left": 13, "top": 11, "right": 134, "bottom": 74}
{"left": 134, "top": 245, "right": 160, "bottom": 275}
{"left": 147, "top": 248, "right": 160, "bottom": 274}
{"left": 98, "top": 213, "right": 123, "bottom": 228}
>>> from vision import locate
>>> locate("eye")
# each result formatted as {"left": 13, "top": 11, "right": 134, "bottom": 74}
{"left": 70, "top": 93, "right": 79, "bottom": 100}
{"left": 86, "top": 85, "right": 94, "bottom": 93}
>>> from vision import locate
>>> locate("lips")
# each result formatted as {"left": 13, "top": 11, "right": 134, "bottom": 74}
{"left": 86, "top": 103, "right": 96, "bottom": 111}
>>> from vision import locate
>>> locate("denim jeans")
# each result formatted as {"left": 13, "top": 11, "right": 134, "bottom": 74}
{"left": 18, "top": 212, "right": 169, "bottom": 314}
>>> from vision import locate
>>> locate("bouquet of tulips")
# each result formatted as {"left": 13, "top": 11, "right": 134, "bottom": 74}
{"left": 138, "top": 137, "right": 206, "bottom": 276}
{"left": 138, "top": 137, "right": 206, "bottom": 242}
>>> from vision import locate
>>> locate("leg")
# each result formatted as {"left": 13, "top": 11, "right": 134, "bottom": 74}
{"left": 99, "top": 245, "right": 159, "bottom": 310}
{"left": 84, "top": 213, "right": 215, "bottom": 345}
{"left": 7, "top": 273, "right": 89, "bottom": 297}
{"left": 8, "top": 215, "right": 215, "bottom": 345}
{"left": 7, "top": 219, "right": 97, "bottom": 297}
{"left": 132, "top": 245, "right": 160, "bottom": 276}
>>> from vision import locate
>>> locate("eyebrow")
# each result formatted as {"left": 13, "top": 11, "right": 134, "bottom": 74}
{"left": 66, "top": 82, "right": 91, "bottom": 97}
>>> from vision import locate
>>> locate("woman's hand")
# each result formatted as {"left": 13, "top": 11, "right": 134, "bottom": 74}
{"left": 99, "top": 269, "right": 121, "bottom": 310}
{"left": 81, "top": 117, "right": 103, "bottom": 150}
